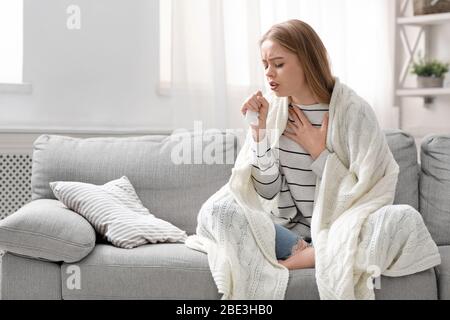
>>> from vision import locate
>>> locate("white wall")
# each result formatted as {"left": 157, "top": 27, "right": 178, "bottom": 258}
{"left": 0, "top": 0, "right": 175, "bottom": 133}
{"left": 0, "top": 1, "right": 448, "bottom": 149}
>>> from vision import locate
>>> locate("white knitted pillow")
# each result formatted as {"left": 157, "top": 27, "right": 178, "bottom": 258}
{"left": 49, "top": 176, "right": 187, "bottom": 249}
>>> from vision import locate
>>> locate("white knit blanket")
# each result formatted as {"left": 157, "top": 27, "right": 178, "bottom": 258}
{"left": 185, "top": 78, "right": 441, "bottom": 299}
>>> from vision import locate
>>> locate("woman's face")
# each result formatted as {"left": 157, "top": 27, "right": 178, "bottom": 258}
{"left": 260, "top": 40, "right": 308, "bottom": 98}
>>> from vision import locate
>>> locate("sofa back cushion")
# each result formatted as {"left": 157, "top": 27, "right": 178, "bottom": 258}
{"left": 31, "top": 130, "right": 418, "bottom": 236}
{"left": 384, "top": 129, "right": 420, "bottom": 210}
{"left": 420, "top": 134, "right": 450, "bottom": 246}
{"left": 31, "top": 132, "right": 237, "bottom": 235}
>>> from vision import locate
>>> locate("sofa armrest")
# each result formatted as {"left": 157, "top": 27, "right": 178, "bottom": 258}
{"left": 0, "top": 199, "right": 96, "bottom": 263}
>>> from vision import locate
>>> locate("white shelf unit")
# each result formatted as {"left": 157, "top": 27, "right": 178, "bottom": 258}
{"left": 393, "top": 0, "right": 450, "bottom": 130}
{"left": 396, "top": 87, "right": 450, "bottom": 97}
{"left": 397, "top": 12, "right": 450, "bottom": 25}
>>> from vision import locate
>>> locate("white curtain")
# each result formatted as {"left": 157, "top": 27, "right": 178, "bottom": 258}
{"left": 164, "top": 0, "right": 397, "bottom": 131}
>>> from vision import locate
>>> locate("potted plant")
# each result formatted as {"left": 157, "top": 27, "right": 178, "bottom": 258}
{"left": 411, "top": 57, "right": 449, "bottom": 88}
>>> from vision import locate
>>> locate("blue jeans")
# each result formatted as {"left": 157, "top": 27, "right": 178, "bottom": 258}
{"left": 274, "top": 224, "right": 302, "bottom": 260}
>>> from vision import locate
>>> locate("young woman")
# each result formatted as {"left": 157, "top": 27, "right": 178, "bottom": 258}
{"left": 240, "top": 19, "right": 335, "bottom": 270}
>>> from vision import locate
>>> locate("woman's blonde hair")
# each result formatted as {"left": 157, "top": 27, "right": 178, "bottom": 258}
{"left": 259, "top": 19, "right": 335, "bottom": 104}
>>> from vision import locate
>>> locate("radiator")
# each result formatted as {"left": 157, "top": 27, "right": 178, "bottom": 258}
{"left": 0, "top": 154, "right": 33, "bottom": 220}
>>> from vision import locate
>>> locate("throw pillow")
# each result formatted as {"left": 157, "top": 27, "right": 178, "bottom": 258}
{"left": 49, "top": 176, "right": 188, "bottom": 249}
{"left": 0, "top": 199, "right": 96, "bottom": 262}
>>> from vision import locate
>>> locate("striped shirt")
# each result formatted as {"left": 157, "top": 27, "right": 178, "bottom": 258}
{"left": 250, "top": 102, "right": 330, "bottom": 237}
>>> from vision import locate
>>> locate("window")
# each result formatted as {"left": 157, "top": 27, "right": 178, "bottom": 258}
{"left": 223, "top": 0, "right": 250, "bottom": 86}
{"left": 158, "top": 0, "right": 255, "bottom": 90}
{"left": 0, "top": 0, "right": 23, "bottom": 83}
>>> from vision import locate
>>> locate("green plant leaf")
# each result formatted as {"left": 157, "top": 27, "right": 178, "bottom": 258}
{"left": 411, "top": 57, "right": 449, "bottom": 78}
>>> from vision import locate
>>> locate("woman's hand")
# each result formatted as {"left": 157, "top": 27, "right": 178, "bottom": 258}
{"left": 283, "top": 106, "right": 329, "bottom": 160}
{"left": 240, "top": 91, "right": 269, "bottom": 142}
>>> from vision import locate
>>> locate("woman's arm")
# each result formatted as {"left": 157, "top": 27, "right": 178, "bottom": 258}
{"left": 250, "top": 134, "right": 282, "bottom": 200}
{"left": 310, "top": 148, "right": 331, "bottom": 179}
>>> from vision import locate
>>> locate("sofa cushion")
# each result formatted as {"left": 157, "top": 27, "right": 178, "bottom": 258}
{"left": 31, "top": 132, "right": 237, "bottom": 235}
{"left": 59, "top": 243, "right": 437, "bottom": 300}
{"left": 420, "top": 134, "right": 450, "bottom": 245}
{"left": 436, "top": 246, "right": 450, "bottom": 300}
{"left": 0, "top": 199, "right": 95, "bottom": 263}
{"left": 50, "top": 176, "right": 188, "bottom": 249}
{"left": 384, "top": 129, "right": 419, "bottom": 210}
{"left": 375, "top": 268, "right": 437, "bottom": 300}
{"left": 61, "top": 243, "right": 221, "bottom": 299}
{"left": 1, "top": 251, "right": 62, "bottom": 300}
{"left": 287, "top": 267, "right": 437, "bottom": 300}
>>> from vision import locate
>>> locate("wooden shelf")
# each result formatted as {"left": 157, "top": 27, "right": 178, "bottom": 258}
{"left": 397, "top": 12, "right": 450, "bottom": 25}
{"left": 396, "top": 87, "right": 450, "bottom": 97}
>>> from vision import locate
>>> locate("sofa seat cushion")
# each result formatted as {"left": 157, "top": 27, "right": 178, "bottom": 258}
{"left": 285, "top": 268, "right": 437, "bottom": 300}
{"left": 61, "top": 243, "right": 438, "bottom": 300}
{"left": 420, "top": 135, "right": 450, "bottom": 246}
{"left": 436, "top": 246, "right": 450, "bottom": 300}
{"left": 61, "top": 243, "right": 221, "bottom": 299}
{"left": 0, "top": 199, "right": 96, "bottom": 263}
{"left": 374, "top": 268, "right": 437, "bottom": 300}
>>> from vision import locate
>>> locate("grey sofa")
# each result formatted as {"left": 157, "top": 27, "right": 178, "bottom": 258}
{"left": 0, "top": 129, "right": 449, "bottom": 300}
